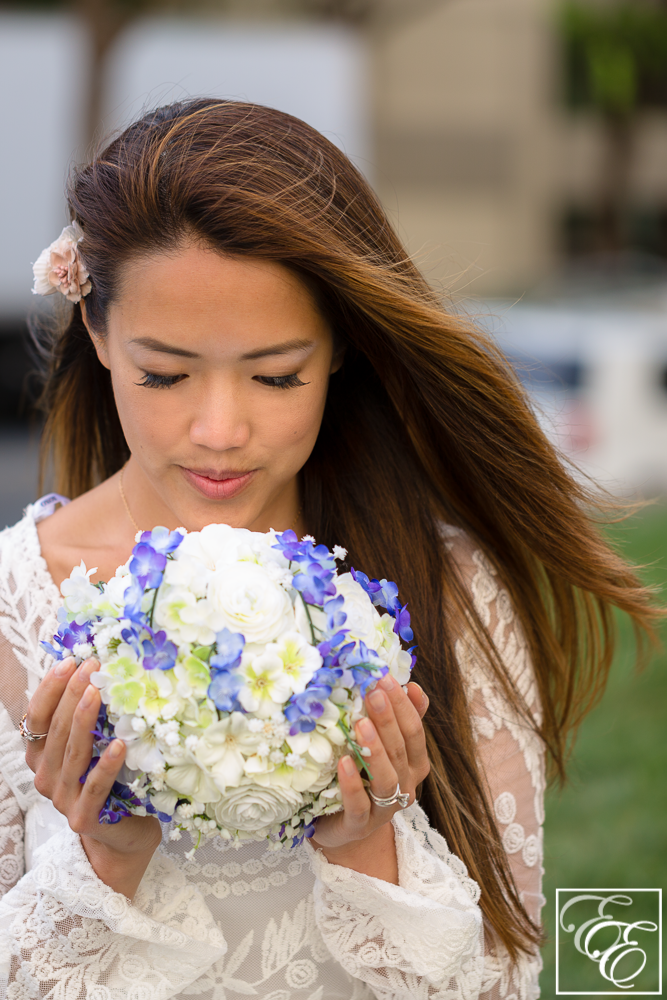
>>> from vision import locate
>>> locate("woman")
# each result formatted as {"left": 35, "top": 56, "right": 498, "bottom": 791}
{"left": 0, "top": 99, "right": 655, "bottom": 999}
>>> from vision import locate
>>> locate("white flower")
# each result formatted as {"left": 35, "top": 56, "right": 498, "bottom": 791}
{"left": 265, "top": 631, "right": 322, "bottom": 695}
{"left": 237, "top": 650, "right": 293, "bottom": 717}
{"left": 94, "top": 568, "right": 131, "bottom": 618}
{"left": 195, "top": 712, "right": 264, "bottom": 791}
{"left": 114, "top": 715, "right": 165, "bottom": 773}
{"left": 333, "top": 545, "right": 347, "bottom": 561}
{"left": 72, "top": 642, "right": 94, "bottom": 660}
{"left": 206, "top": 563, "right": 294, "bottom": 642}
{"left": 61, "top": 561, "right": 98, "bottom": 623}
{"left": 211, "top": 782, "right": 303, "bottom": 833}
{"left": 153, "top": 584, "right": 215, "bottom": 646}
{"left": 150, "top": 789, "right": 179, "bottom": 817}
{"left": 335, "top": 573, "right": 382, "bottom": 649}
{"left": 163, "top": 759, "right": 221, "bottom": 804}
{"left": 32, "top": 222, "right": 92, "bottom": 303}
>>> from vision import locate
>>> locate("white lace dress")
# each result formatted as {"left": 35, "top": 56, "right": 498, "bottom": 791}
{"left": 0, "top": 504, "right": 546, "bottom": 1000}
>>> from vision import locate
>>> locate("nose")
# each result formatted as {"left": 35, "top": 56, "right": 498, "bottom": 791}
{"left": 188, "top": 379, "right": 251, "bottom": 452}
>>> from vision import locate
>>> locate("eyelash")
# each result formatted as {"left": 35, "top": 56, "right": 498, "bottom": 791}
{"left": 254, "top": 374, "right": 307, "bottom": 390}
{"left": 136, "top": 372, "right": 308, "bottom": 390}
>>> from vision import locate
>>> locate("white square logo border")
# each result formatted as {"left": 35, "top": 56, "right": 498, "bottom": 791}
{"left": 556, "top": 888, "right": 662, "bottom": 995}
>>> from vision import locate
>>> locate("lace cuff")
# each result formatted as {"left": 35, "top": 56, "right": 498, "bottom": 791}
{"left": 0, "top": 827, "right": 226, "bottom": 999}
{"left": 307, "top": 803, "right": 484, "bottom": 998}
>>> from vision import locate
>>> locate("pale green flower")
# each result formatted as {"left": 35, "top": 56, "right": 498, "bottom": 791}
{"left": 267, "top": 631, "right": 321, "bottom": 695}
{"left": 102, "top": 656, "right": 145, "bottom": 715}
{"left": 174, "top": 653, "right": 211, "bottom": 699}
{"left": 238, "top": 651, "right": 292, "bottom": 718}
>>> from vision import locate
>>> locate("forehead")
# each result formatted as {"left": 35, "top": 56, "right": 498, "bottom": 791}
{"left": 109, "top": 245, "right": 328, "bottom": 352}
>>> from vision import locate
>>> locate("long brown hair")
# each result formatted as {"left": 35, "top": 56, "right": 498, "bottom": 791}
{"left": 33, "top": 99, "right": 659, "bottom": 963}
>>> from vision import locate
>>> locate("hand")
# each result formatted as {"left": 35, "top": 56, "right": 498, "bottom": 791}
{"left": 309, "top": 676, "right": 430, "bottom": 877}
{"left": 25, "top": 656, "right": 161, "bottom": 898}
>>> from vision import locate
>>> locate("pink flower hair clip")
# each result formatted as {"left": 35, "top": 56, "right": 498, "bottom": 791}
{"left": 32, "top": 221, "right": 92, "bottom": 304}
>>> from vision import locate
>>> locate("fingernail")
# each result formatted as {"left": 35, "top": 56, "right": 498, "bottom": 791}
{"left": 358, "top": 717, "right": 376, "bottom": 741}
{"left": 369, "top": 690, "right": 386, "bottom": 712}
{"left": 80, "top": 685, "right": 96, "bottom": 708}
{"left": 341, "top": 755, "right": 356, "bottom": 776}
{"left": 108, "top": 739, "right": 124, "bottom": 758}
{"left": 379, "top": 675, "right": 396, "bottom": 692}
{"left": 54, "top": 657, "right": 74, "bottom": 677}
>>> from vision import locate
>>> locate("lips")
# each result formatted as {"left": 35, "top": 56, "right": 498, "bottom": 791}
{"left": 181, "top": 467, "right": 256, "bottom": 500}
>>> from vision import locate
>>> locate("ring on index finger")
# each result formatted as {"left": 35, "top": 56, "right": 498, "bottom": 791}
{"left": 368, "top": 782, "right": 410, "bottom": 809}
{"left": 19, "top": 713, "right": 49, "bottom": 743}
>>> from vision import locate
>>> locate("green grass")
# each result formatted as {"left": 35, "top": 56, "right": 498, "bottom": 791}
{"left": 539, "top": 505, "right": 667, "bottom": 998}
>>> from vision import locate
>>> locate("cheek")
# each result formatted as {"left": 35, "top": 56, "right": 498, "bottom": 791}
{"left": 110, "top": 370, "right": 184, "bottom": 453}
{"left": 261, "top": 383, "right": 328, "bottom": 457}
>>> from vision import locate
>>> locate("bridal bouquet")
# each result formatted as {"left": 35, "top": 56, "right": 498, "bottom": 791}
{"left": 43, "top": 524, "right": 416, "bottom": 849}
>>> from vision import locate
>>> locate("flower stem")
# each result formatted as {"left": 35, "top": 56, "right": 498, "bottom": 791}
{"left": 337, "top": 718, "right": 374, "bottom": 781}
{"left": 299, "top": 593, "right": 317, "bottom": 646}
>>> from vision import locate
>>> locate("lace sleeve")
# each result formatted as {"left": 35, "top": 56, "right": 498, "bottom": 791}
{"left": 307, "top": 527, "right": 545, "bottom": 1000}
{"left": 308, "top": 804, "right": 485, "bottom": 998}
{"left": 0, "top": 826, "right": 227, "bottom": 999}
{"left": 447, "top": 526, "right": 546, "bottom": 1000}
{"left": 0, "top": 774, "right": 24, "bottom": 900}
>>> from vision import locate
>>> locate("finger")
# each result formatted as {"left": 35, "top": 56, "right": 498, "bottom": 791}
{"left": 60, "top": 683, "right": 101, "bottom": 793}
{"left": 364, "top": 683, "right": 410, "bottom": 783}
{"left": 407, "top": 681, "right": 429, "bottom": 719}
{"left": 375, "top": 675, "right": 429, "bottom": 778}
{"left": 24, "top": 657, "right": 78, "bottom": 771}
{"left": 355, "top": 716, "right": 402, "bottom": 808}
{"left": 36, "top": 659, "right": 100, "bottom": 782}
{"left": 336, "top": 754, "right": 371, "bottom": 837}
{"left": 71, "top": 739, "right": 126, "bottom": 834}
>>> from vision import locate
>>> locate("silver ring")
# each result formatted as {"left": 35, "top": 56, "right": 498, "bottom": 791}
{"left": 19, "top": 713, "right": 49, "bottom": 743}
{"left": 368, "top": 782, "right": 410, "bottom": 810}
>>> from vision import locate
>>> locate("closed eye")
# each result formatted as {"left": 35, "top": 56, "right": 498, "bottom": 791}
{"left": 253, "top": 374, "right": 309, "bottom": 389}
{"left": 136, "top": 372, "right": 187, "bottom": 389}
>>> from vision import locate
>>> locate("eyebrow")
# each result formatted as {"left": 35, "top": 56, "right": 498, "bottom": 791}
{"left": 128, "top": 336, "right": 314, "bottom": 361}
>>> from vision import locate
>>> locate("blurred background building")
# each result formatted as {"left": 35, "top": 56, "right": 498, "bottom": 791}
{"left": 2, "top": 0, "right": 667, "bottom": 522}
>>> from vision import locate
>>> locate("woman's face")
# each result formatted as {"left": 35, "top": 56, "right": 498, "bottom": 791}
{"left": 90, "top": 244, "right": 340, "bottom": 532}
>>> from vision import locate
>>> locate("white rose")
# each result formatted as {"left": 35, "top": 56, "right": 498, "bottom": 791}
{"left": 206, "top": 563, "right": 294, "bottom": 642}
{"left": 211, "top": 782, "right": 303, "bottom": 833}
{"left": 153, "top": 583, "right": 216, "bottom": 645}
{"left": 335, "top": 574, "right": 382, "bottom": 649}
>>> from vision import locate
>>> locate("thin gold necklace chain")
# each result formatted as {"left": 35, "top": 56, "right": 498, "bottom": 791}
{"left": 118, "top": 466, "right": 303, "bottom": 535}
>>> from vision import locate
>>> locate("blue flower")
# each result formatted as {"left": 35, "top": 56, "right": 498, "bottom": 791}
{"left": 208, "top": 670, "right": 245, "bottom": 713}
{"left": 40, "top": 620, "right": 93, "bottom": 660}
{"left": 210, "top": 628, "right": 245, "bottom": 672}
{"left": 350, "top": 567, "right": 382, "bottom": 601}
{"left": 284, "top": 685, "right": 331, "bottom": 734}
{"left": 272, "top": 529, "right": 307, "bottom": 561}
{"left": 323, "top": 595, "right": 347, "bottom": 634}
{"left": 340, "top": 641, "right": 388, "bottom": 696}
{"left": 123, "top": 578, "right": 148, "bottom": 626}
{"left": 142, "top": 630, "right": 178, "bottom": 671}
{"left": 350, "top": 568, "right": 402, "bottom": 615}
{"left": 393, "top": 603, "right": 414, "bottom": 643}
{"left": 292, "top": 559, "right": 336, "bottom": 606}
{"left": 139, "top": 526, "right": 183, "bottom": 556}
{"left": 130, "top": 542, "right": 167, "bottom": 590}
